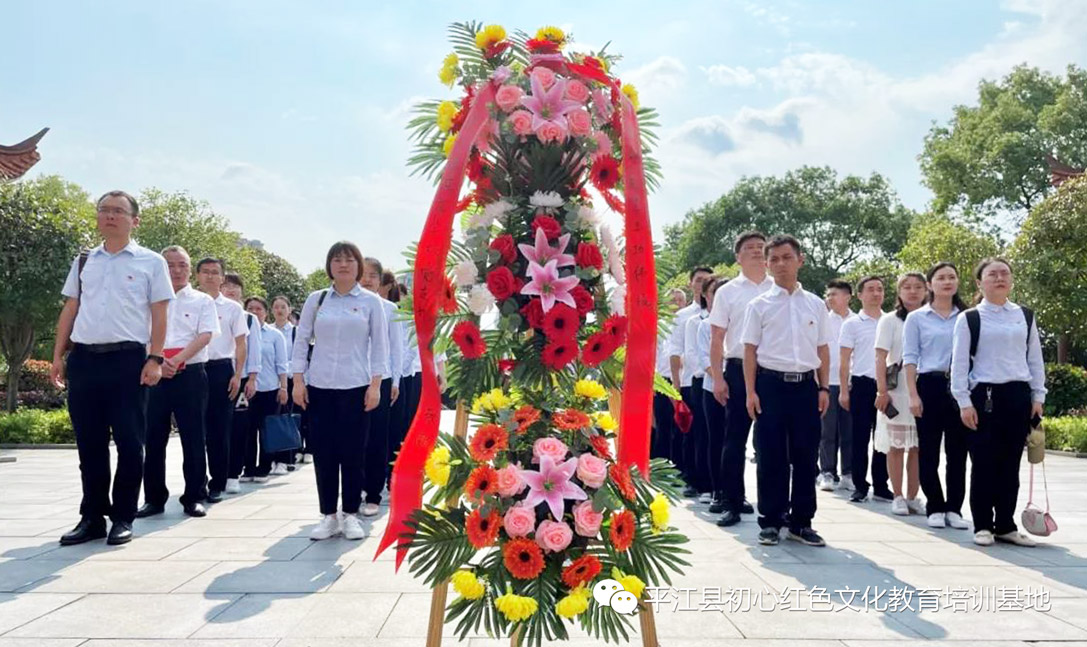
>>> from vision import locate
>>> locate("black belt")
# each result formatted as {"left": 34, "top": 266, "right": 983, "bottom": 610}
{"left": 73, "top": 342, "right": 144, "bottom": 354}
{"left": 758, "top": 367, "right": 815, "bottom": 383}
{"left": 726, "top": 358, "right": 743, "bottom": 369}
{"left": 919, "top": 370, "right": 951, "bottom": 380}
{"left": 207, "top": 358, "right": 234, "bottom": 368}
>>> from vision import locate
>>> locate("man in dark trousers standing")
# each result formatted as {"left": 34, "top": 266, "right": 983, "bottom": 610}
{"left": 51, "top": 190, "right": 174, "bottom": 546}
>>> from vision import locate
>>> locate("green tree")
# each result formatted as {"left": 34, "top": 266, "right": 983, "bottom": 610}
{"left": 135, "top": 188, "right": 262, "bottom": 294}
{"left": 920, "top": 64, "right": 1087, "bottom": 222}
{"left": 1010, "top": 176, "right": 1087, "bottom": 363}
{"left": 253, "top": 247, "right": 306, "bottom": 307}
{"left": 897, "top": 213, "right": 1001, "bottom": 303}
{"left": 0, "top": 176, "right": 96, "bottom": 411}
{"left": 304, "top": 268, "right": 328, "bottom": 294}
{"left": 663, "top": 166, "right": 914, "bottom": 289}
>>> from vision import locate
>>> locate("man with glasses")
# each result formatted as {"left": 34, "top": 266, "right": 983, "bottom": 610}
{"left": 51, "top": 191, "right": 174, "bottom": 546}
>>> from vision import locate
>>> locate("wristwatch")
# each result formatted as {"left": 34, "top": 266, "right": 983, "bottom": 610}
{"left": 148, "top": 354, "right": 164, "bottom": 365}
{"left": 818, "top": 386, "right": 830, "bottom": 393}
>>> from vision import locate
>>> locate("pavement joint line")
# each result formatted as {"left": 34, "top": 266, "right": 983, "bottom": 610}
{"left": 0, "top": 591, "right": 87, "bottom": 636}
{"left": 168, "top": 559, "right": 222, "bottom": 594}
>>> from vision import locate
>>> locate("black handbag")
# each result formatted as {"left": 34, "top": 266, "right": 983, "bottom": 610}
{"left": 261, "top": 413, "right": 302, "bottom": 454}
{"left": 885, "top": 362, "right": 902, "bottom": 390}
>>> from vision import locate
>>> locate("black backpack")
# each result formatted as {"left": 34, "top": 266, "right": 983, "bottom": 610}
{"left": 964, "top": 305, "right": 1034, "bottom": 369}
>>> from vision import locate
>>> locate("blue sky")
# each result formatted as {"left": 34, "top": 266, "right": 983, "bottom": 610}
{"left": 4, "top": 0, "right": 1086, "bottom": 272}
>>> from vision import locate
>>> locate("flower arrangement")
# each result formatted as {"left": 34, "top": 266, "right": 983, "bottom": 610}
{"left": 397, "top": 23, "right": 688, "bottom": 647}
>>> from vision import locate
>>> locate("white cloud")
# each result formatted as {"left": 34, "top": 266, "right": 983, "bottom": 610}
{"left": 625, "top": 56, "right": 688, "bottom": 95}
{"left": 701, "top": 65, "right": 756, "bottom": 87}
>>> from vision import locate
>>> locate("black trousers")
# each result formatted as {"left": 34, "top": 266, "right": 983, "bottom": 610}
{"left": 246, "top": 389, "right": 281, "bottom": 477}
{"left": 686, "top": 377, "right": 712, "bottom": 492}
{"left": 849, "top": 376, "right": 889, "bottom": 496}
{"left": 968, "top": 381, "right": 1031, "bottom": 534}
{"left": 144, "top": 363, "right": 209, "bottom": 507}
{"left": 227, "top": 381, "right": 249, "bottom": 480}
{"left": 364, "top": 378, "right": 393, "bottom": 500}
{"left": 721, "top": 359, "right": 753, "bottom": 514}
{"left": 702, "top": 374, "right": 728, "bottom": 497}
{"left": 917, "top": 373, "right": 969, "bottom": 516}
{"left": 388, "top": 374, "right": 421, "bottom": 487}
{"left": 67, "top": 345, "right": 148, "bottom": 524}
{"left": 308, "top": 386, "right": 369, "bottom": 515}
{"left": 204, "top": 359, "right": 235, "bottom": 492}
{"left": 651, "top": 380, "right": 674, "bottom": 463}
{"left": 819, "top": 384, "right": 853, "bottom": 477}
{"left": 754, "top": 372, "right": 821, "bottom": 530}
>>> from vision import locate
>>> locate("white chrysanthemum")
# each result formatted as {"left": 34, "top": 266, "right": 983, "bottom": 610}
{"left": 576, "top": 205, "right": 600, "bottom": 228}
{"left": 609, "top": 284, "right": 627, "bottom": 315}
{"left": 470, "top": 199, "right": 513, "bottom": 230}
{"left": 601, "top": 225, "right": 625, "bottom": 284}
{"left": 529, "top": 190, "right": 564, "bottom": 209}
{"left": 454, "top": 260, "right": 479, "bottom": 287}
{"left": 468, "top": 284, "right": 496, "bottom": 315}
{"left": 610, "top": 253, "right": 626, "bottom": 285}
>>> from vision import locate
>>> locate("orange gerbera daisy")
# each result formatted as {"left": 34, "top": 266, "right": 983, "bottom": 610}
{"left": 589, "top": 435, "right": 613, "bottom": 460}
{"left": 464, "top": 464, "right": 499, "bottom": 502}
{"left": 469, "top": 424, "right": 509, "bottom": 462}
{"left": 512, "top": 405, "right": 541, "bottom": 434}
{"left": 609, "top": 510, "right": 635, "bottom": 552}
{"left": 503, "top": 537, "right": 546, "bottom": 579}
{"left": 466, "top": 507, "right": 501, "bottom": 548}
{"left": 554, "top": 409, "right": 592, "bottom": 431}
{"left": 562, "top": 553, "right": 602, "bottom": 589}
{"left": 609, "top": 463, "right": 636, "bottom": 501}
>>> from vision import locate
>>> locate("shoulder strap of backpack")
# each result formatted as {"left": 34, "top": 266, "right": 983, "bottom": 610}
{"left": 965, "top": 308, "right": 980, "bottom": 372}
{"left": 1022, "top": 306, "right": 1035, "bottom": 337}
{"left": 76, "top": 250, "right": 90, "bottom": 298}
{"left": 306, "top": 289, "right": 330, "bottom": 362}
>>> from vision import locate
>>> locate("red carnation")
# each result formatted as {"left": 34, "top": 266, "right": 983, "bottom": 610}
{"left": 581, "top": 331, "right": 618, "bottom": 367}
{"left": 484, "top": 40, "right": 512, "bottom": 60}
{"left": 602, "top": 315, "right": 628, "bottom": 344}
{"left": 486, "top": 266, "right": 517, "bottom": 301}
{"left": 526, "top": 38, "right": 561, "bottom": 54}
{"left": 531, "top": 215, "right": 562, "bottom": 239}
{"left": 591, "top": 156, "right": 621, "bottom": 192}
{"left": 541, "top": 338, "right": 577, "bottom": 371}
{"left": 489, "top": 234, "right": 517, "bottom": 265}
{"left": 575, "top": 242, "right": 604, "bottom": 271}
{"left": 452, "top": 321, "right": 486, "bottom": 359}
{"left": 571, "top": 285, "right": 594, "bottom": 316}
{"left": 521, "top": 298, "right": 545, "bottom": 330}
{"left": 542, "top": 303, "right": 579, "bottom": 340}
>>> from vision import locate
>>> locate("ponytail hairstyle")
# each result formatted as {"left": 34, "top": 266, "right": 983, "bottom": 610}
{"left": 894, "top": 272, "right": 927, "bottom": 321}
{"left": 924, "top": 262, "right": 968, "bottom": 311}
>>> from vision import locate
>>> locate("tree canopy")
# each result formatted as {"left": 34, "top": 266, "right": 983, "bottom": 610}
{"left": 253, "top": 247, "right": 307, "bottom": 309}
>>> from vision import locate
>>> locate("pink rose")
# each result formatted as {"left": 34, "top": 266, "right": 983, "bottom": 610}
{"left": 535, "top": 120, "right": 567, "bottom": 144}
{"left": 504, "top": 504, "right": 536, "bottom": 538}
{"left": 535, "top": 519, "right": 573, "bottom": 552}
{"left": 510, "top": 110, "right": 533, "bottom": 136}
{"left": 531, "top": 66, "right": 556, "bottom": 89}
{"left": 533, "top": 437, "right": 569, "bottom": 463}
{"left": 496, "top": 465, "right": 526, "bottom": 497}
{"left": 567, "top": 109, "right": 592, "bottom": 137}
{"left": 495, "top": 85, "right": 524, "bottom": 112}
{"left": 572, "top": 500, "right": 603, "bottom": 537}
{"left": 576, "top": 453, "right": 607, "bottom": 488}
{"left": 565, "top": 79, "right": 590, "bottom": 103}
{"left": 592, "top": 131, "right": 613, "bottom": 159}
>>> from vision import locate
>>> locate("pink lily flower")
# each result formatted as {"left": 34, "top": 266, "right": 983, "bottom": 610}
{"left": 519, "top": 454, "right": 588, "bottom": 521}
{"left": 521, "top": 75, "right": 583, "bottom": 134}
{"left": 521, "top": 259, "right": 580, "bottom": 312}
{"left": 518, "top": 227, "right": 575, "bottom": 268}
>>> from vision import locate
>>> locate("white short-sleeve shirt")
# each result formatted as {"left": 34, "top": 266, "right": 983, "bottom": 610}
{"left": 740, "top": 283, "right": 829, "bottom": 373}
{"left": 707, "top": 273, "right": 775, "bottom": 360}
{"left": 164, "top": 285, "right": 220, "bottom": 364}
{"left": 207, "top": 294, "right": 249, "bottom": 361}
{"left": 838, "top": 310, "right": 883, "bottom": 380}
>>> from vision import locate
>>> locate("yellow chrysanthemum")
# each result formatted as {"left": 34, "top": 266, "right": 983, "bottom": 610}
{"left": 535, "top": 25, "right": 566, "bottom": 45}
{"left": 574, "top": 379, "right": 607, "bottom": 401}
{"left": 619, "top": 574, "right": 645, "bottom": 599}
{"left": 650, "top": 493, "right": 670, "bottom": 533}
{"left": 436, "top": 101, "right": 458, "bottom": 133}
{"left": 471, "top": 388, "right": 510, "bottom": 414}
{"left": 495, "top": 591, "right": 538, "bottom": 622}
{"left": 438, "top": 53, "right": 459, "bottom": 87}
{"left": 621, "top": 83, "right": 640, "bottom": 110}
{"left": 442, "top": 134, "right": 457, "bottom": 158}
{"left": 593, "top": 412, "right": 619, "bottom": 432}
{"left": 555, "top": 586, "right": 590, "bottom": 618}
{"left": 451, "top": 570, "right": 485, "bottom": 600}
{"left": 487, "top": 388, "right": 511, "bottom": 410}
{"left": 424, "top": 446, "right": 450, "bottom": 486}
{"left": 475, "top": 24, "right": 507, "bottom": 51}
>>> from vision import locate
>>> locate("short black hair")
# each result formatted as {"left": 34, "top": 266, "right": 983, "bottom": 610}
{"left": 363, "top": 257, "right": 385, "bottom": 277}
{"left": 764, "top": 234, "right": 802, "bottom": 257}
{"left": 223, "top": 272, "right": 244, "bottom": 289}
{"left": 326, "top": 241, "right": 365, "bottom": 281}
{"left": 856, "top": 275, "right": 883, "bottom": 294}
{"left": 689, "top": 266, "right": 713, "bottom": 280}
{"left": 974, "top": 257, "right": 1013, "bottom": 281}
{"left": 96, "top": 190, "right": 139, "bottom": 217}
{"left": 244, "top": 296, "right": 268, "bottom": 311}
{"left": 733, "top": 230, "right": 767, "bottom": 255}
{"left": 925, "top": 262, "right": 969, "bottom": 311}
{"left": 826, "top": 279, "right": 853, "bottom": 294}
{"left": 196, "top": 257, "right": 225, "bottom": 274}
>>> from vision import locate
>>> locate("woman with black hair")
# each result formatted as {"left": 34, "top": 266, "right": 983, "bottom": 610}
{"left": 683, "top": 277, "right": 713, "bottom": 502}
{"left": 904, "top": 262, "right": 971, "bottom": 530}
{"left": 951, "top": 258, "right": 1046, "bottom": 547}
{"left": 697, "top": 276, "right": 729, "bottom": 512}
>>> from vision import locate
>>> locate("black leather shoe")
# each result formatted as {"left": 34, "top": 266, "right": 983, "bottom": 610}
{"left": 136, "top": 503, "right": 165, "bottom": 518}
{"left": 682, "top": 486, "right": 699, "bottom": 498}
{"left": 206, "top": 491, "right": 223, "bottom": 504}
{"left": 741, "top": 500, "right": 755, "bottom": 515}
{"left": 716, "top": 511, "right": 742, "bottom": 527}
{"left": 850, "top": 491, "right": 868, "bottom": 503}
{"left": 60, "top": 517, "right": 107, "bottom": 545}
{"left": 758, "top": 527, "right": 780, "bottom": 545}
{"left": 709, "top": 501, "right": 727, "bottom": 514}
{"left": 873, "top": 489, "right": 895, "bottom": 502}
{"left": 107, "top": 521, "right": 133, "bottom": 545}
{"left": 183, "top": 502, "right": 207, "bottom": 518}
{"left": 787, "top": 527, "right": 826, "bottom": 547}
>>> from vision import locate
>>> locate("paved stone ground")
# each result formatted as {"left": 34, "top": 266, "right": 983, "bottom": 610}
{"left": 3, "top": 411, "right": 1087, "bottom": 647}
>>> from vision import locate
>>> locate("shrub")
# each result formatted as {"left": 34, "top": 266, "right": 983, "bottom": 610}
{"left": 1043, "top": 416, "right": 1087, "bottom": 454}
{"left": 1044, "top": 363, "right": 1087, "bottom": 417}
{"left": 19, "top": 359, "right": 56, "bottom": 391}
{"left": 0, "top": 409, "right": 74, "bottom": 444}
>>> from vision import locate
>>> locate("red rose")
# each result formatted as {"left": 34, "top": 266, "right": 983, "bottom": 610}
{"left": 575, "top": 242, "right": 604, "bottom": 270}
{"left": 543, "top": 303, "right": 579, "bottom": 340}
{"left": 452, "top": 321, "right": 487, "bottom": 359}
{"left": 531, "top": 215, "right": 562, "bottom": 239}
{"left": 486, "top": 266, "right": 517, "bottom": 301}
{"left": 571, "top": 285, "right": 594, "bottom": 315}
{"left": 489, "top": 234, "right": 517, "bottom": 264}
{"left": 521, "top": 298, "right": 545, "bottom": 329}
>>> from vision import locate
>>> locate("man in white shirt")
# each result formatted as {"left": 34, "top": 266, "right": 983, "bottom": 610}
{"left": 741, "top": 235, "right": 830, "bottom": 547}
{"left": 652, "top": 288, "right": 688, "bottom": 464}
{"left": 817, "top": 279, "right": 854, "bottom": 492}
{"left": 667, "top": 268, "right": 713, "bottom": 496}
{"left": 52, "top": 190, "right": 174, "bottom": 546}
{"left": 221, "top": 273, "right": 264, "bottom": 484}
{"left": 708, "top": 231, "right": 772, "bottom": 525}
{"left": 197, "top": 258, "right": 252, "bottom": 501}
{"left": 139, "top": 246, "right": 220, "bottom": 519}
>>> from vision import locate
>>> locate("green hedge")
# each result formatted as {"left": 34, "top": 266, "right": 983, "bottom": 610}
{"left": 0, "top": 409, "right": 74, "bottom": 444}
{"left": 1043, "top": 416, "right": 1087, "bottom": 454}
{"left": 1045, "top": 363, "right": 1087, "bottom": 417}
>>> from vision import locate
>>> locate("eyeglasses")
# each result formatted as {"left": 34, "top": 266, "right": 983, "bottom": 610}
{"left": 96, "top": 206, "right": 132, "bottom": 216}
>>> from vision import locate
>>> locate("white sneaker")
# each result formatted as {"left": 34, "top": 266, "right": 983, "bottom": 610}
{"left": 841, "top": 477, "right": 856, "bottom": 492}
{"left": 239, "top": 476, "right": 254, "bottom": 483}
{"left": 996, "top": 531, "right": 1037, "bottom": 547}
{"left": 361, "top": 503, "right": 380, "bottom": 517}
{"left": 273, "top": 463, "right": 289, "bottom": 476}
{"left": 974, "top": 530, "right": 995, "bottom": 546}
{"left": 254, "top": 475, "right": 269, "bottom": 483}
{"left": 302, "top": 453, "right": 312, "bottom": 464}
{"left": 818, "top": 473, "right": 836, "bottom": 492}
{"left": 224, "top": 478, "right": 241, "bottom": 494}
{"left": 698, "top": 493, "right": 713, "bottom": 504}
{"left": 946, "top": 512, "right": 971, "bottom": 530}
{"left": 907, "top": 498, "right": 926, "bottom": 515}
{"left": 891, "top": 496, "right": 909, "bottom": 516}
{"left": 310, "top": 514, "right": 341, "bottom": 541}
{"left": 342, "top": 513, "right": 367, "bottom": 540}
{"left": 927, "top": 513, "right": 946, "bottom": 528}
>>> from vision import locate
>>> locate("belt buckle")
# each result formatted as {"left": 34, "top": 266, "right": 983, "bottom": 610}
{"left": 783, "top": 372, "right": 802, "bottom": 383}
